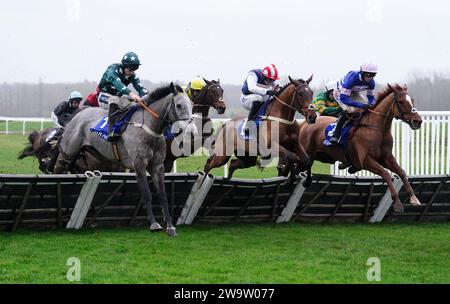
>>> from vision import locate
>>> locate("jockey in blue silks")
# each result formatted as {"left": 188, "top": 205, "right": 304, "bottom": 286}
{"left": 328, "top": 61, "right": 378, "bottom": 144}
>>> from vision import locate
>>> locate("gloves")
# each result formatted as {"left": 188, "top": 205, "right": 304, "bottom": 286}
{"left": 361, "top": 104, "right": 370, "bottom": 111}
{"left": 266, "top": 90, "right": 276, "bottom": 96}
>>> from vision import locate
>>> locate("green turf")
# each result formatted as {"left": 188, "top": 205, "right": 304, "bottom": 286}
{"left": 0, "top": 134, "right": 41, "bottom": 174}
{"left": 1, "top": 134, "right": 332, "bottom": 176}
{"left": 0, "top": 223, "right": 448, "bottom": 283}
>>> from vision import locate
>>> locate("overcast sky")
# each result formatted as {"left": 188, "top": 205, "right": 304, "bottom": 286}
{"left": 1, "top": 0, "right": 449, "bottom": 85}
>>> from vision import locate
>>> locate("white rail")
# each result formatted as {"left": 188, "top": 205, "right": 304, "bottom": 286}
{"left": 2, "top": 112, "right": 449, "bottom": 176}
{"left": 331, "top": 111, "right": 450, "bottom": 176}
{"left": 0, "top": 116, "right": 53, "bottom": 135}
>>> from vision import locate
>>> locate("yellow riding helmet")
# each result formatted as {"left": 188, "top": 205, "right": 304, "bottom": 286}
{"left": 190, "top": 78, "right": 206, "bottom": 91}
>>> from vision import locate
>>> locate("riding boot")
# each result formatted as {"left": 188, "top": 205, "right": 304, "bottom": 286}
{"left": 329, "top": 112, "right": 349, "bottom": 144}
{"left": 244, "top": 101, "right": 262, "bottom": 134}
{"left": 107, "top": 103, "right": 121, "bottom": 142}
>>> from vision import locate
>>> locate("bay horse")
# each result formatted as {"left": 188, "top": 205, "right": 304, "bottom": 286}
{"left": 164, "top": 78, "right": 226, "bottom": 172}
{"left": 204, "top": 76, "right": 317, "bottom": 179}
{"left": 296, "top": 84, "right": 423, "bottom": 212}
{"left": 53, "top": 83, "right": 197, "bottom": 236}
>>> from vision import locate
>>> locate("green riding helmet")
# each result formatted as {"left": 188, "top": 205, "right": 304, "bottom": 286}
{"left": 121, "top": 52, "right": 141, "bottom": 69}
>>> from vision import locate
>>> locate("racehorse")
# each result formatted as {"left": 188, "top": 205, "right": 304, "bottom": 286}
{"left": 18, "top": 126, "right": 122, "bottom": 174}
{"left": 296, "top": 83, "right": 423, "bottom": 212}
{"left": 53, "top": 82, "right": 197, "bottom": 236}
{"left": 164, "top": 78, "right": 226, "bottom": 172}
{"left": 204, "top": 76, "right": 317, "bottom": 179}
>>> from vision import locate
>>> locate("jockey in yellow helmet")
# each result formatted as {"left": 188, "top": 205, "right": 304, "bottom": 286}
{"left": 186, "top": 78, "right": 206, "bottom": 101}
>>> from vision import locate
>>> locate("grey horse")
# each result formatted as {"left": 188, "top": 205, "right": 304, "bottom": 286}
{"left": 54, "top": 82, "right": 197, "bottom": 236}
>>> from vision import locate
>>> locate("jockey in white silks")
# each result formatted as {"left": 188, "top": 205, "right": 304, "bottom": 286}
{"left": 240, "top": 64, "right": 280, "bottom": 134}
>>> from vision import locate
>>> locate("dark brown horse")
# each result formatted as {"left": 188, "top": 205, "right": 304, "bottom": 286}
{"left": 296, "top": 84, "right": 423, "bottom": 212}
{"left": 18, "top": 127, "right": 122, "bottom": 173}
{"left": 204, "top": 76, "right": 316, "bottom": 179}
{"left": 164, "top": 78, "right": 226, "bottom": 172}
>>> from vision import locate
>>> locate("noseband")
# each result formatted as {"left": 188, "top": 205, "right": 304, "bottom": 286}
{"left": 368, "top": 92, "right": 418, "bottom": 124}
{"left": 192, "top": 83, "right": 223, "bottom": 108}
{"left": 273, "top": 83, "right": 314, "bottom": 117}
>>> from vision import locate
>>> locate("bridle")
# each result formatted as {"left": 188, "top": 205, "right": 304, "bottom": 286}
{"left": 192, "top": 82, "right": 224, "bottom": 109}
{"left": 272, "top": 83, "right": 314, "bottom": 117}
{"left": 137, "top": 93, "right": 192, "bottom": 126}
{"left": 367, "top": 92, "right": 418, "bottom": 123}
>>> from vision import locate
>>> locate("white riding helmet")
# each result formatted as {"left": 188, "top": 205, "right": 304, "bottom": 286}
{"left": 69, "top": 91, "right": 83, "bottom": 101}
{"left": 360, "top": 61, "right": 378, "bottom": 74}
{"left": 325, "top": 81, "right": 337, "bottom": 92}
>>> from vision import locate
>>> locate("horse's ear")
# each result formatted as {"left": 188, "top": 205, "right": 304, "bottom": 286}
{"left": 217, "top": 78, "right": 220, "bottom": 84}
{"left": 170, "top": 82, "right": 178, "bottom": 94}
{"left": 203, "top": 78, "right": 211, "bottom": 85}
{"left": 403, "top": 83, "right": 408, "bottom": 90}
{"left": 387, "top": 83, "right": 395, "bottom": 92}
{"left": 288, "top": 76, "right": 294, "bottom": 84}
{"left": 306, "top": 74, "right": 313, "bottom": 84}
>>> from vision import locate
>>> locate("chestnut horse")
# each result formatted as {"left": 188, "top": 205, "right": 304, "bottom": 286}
{"left": 164, "top": 79, "right": 226, "bottom": 172}
{"left": 296, "top": 84, "right": 423, "bottom": 212}
{"left": 204, "top": 76, "right": 316, "bottom": 179}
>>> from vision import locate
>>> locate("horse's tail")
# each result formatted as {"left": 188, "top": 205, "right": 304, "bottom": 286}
{"left": 17, "top": 131, "right": 40, "bottom": 159}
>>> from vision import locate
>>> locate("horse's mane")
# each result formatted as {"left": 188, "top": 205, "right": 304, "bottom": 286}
{"left": 276, "top": 79, "right": 306, "bottom": 96}
{"left": 148, "top": 83, "right": 183, "bottom": 101}
{"left": 376, "top": 83, "right": 403, "bottom": 104}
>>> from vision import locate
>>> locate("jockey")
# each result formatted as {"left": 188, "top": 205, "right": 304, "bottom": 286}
{"left": 51, "top": 91, "right": 83, "bottom": 127}
{"left": 98, "top": 51, "right": 149, "bottom": 142}
{"left": 329, "top": 61, "right": 378, "bottom": 144}
{"left": 313, "top": 81, "right": 342, "bottom": 117}
{"left": 186, "top": 78, "right": 206, "bottom": 101}
{"left": 240, "top": 64, "right": 280, "bottom": 133}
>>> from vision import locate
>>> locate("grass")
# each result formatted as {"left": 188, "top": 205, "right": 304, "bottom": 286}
{"left": 0, "top": 134, "right": 331, "bottom": 176}
{"left": 0, "top": 121, "right": 54, "bottom": 134}
{"left": 1, "top": 134, "right": 448, "bottom": 284}
{"left": 0, "top": 223, "right": 448, "bottom": 283}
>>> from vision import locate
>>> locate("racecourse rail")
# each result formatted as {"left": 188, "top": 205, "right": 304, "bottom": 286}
{"left": 0, "top": 171, "right": 449, "bottom": 231}
{"left": 1, "top": 111, "right": 450, "bottom": 177}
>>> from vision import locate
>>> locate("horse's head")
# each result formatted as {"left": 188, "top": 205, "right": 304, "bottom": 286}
{"left": 202, "top": 78, "right": 226, "bottom": 114}
{"left": 388, "top": 83, "right": 422, "bottom": 130}
{"left": 166, "top": 82, "right": 198, "bottom": 137}
{"left": 288, "top": 75, "right": 316, "bottom": 124}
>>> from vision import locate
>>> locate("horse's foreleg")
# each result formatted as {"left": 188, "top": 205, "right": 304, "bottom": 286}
{"left": 228, "top": 156, "right": 257, "bottom": 179}
{"left": 384, "top": 154, "right": 421, "bottom": 206}
{"left": 53, "top": 152, "right": 71, "bottom": 174}
{"left": 150, "top": 164, "right": 176, "bottom": 236}
{"left": 204, "top": 154, "right": 231, "bottom": 175}
{"left": 134, "top": 160, "right": 161, "bottom": 231}
{"left": 364, "top": 157, "right": 404, "bottom": 213}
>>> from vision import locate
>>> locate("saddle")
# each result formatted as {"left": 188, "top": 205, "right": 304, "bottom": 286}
{"left": 324, "top": 112, "right": 364, "bottom": 147}
{"left": 238, "top": 99, "right": 271, "bottom": 140}
{"left": 90, "top": 105, "right": 140, "bottom": 140}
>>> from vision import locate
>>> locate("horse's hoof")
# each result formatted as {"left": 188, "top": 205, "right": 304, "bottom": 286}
{"left": 393, "top": 202, "right": 404, "bottom": 213}
{"left": 150, "top": 222, "right": 163, "bottom": 232}
{"left": 348, "top": 166, "right": 358, "bottom": 174}
{"left": 166, "top": 227, "right": 177, "bottom": 237}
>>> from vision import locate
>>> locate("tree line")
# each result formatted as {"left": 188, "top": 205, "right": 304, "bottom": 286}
{"left": 0, "top": 73, "right": 448, "bottom": 118}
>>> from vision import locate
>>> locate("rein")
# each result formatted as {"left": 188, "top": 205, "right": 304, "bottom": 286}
{"left": 192, "top": 83, "right": 223, "bottom": 108}
{"left": 264, "top": 84, "right": 313, "bottom": 124}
